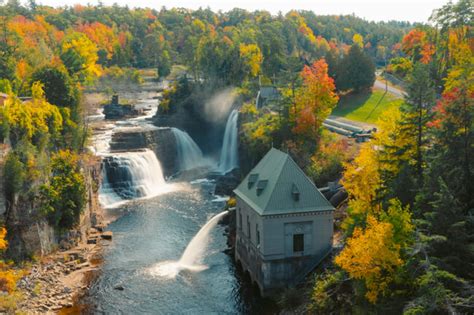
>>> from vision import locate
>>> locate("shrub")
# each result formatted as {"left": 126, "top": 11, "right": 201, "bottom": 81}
{"left": 3, "top": 153, "right": 26, "bottom": 202}
{"left": 39, "top": 150, "right": 86, "bottom": 230}
{"left": 307, "top": 132, "right": 353, "bottom": 187}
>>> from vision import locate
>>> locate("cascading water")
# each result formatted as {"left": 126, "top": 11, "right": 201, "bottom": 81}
{"left": 99, "top": 149, "right": 172, "bottom": 208}
{"left": 218, "top": 109, "right": 239, "bottom": 174}
{"left": 149, "top": 210, "right": 228, "bottom": 278}
{"left": 256, "top": 90, "right": 261, "bottom": 109}
{"left": 171, "top": 128, "right": 207, "bottom": 171}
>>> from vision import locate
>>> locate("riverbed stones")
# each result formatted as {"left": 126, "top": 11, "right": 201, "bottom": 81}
{"left": 17, "top": 229, "right": 112, "bottom": 313}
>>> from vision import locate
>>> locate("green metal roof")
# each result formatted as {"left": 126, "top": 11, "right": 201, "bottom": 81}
{"left": 234, "top": 148, "right": 334, "bottom": 216}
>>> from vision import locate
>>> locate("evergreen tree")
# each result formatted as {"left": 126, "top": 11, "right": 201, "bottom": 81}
{"left": 336, "top": 44, "right": 375, "bottom": 92}
{"left": 416, "top": 66, "right": 473, "bottom": 279}
{"left": 401, "top": 62, "right": 435, "bottom": 182}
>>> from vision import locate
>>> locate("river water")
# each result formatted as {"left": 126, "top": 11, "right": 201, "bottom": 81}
{"left": 82, "top": 87, "right": 278, "bottom": 314}
{"left": 85, "top": 183, "right": 276, "bottom": 314}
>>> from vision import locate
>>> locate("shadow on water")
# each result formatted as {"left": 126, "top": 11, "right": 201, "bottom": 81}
{"left": 231, "top": 259, "right": 280, "bottom": 314}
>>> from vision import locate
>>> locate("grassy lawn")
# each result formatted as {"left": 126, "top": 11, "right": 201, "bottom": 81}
{"left": 332, "top": 89, "right": 404, "bottom": 124}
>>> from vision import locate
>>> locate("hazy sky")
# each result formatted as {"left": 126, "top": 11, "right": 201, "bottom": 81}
{"left": 36, "top": 0, "right": 449, "bottom": 23}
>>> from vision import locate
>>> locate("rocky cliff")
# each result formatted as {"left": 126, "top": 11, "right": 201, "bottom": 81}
{"left": 153, "top": 83, "right": 241, "bottom": 156}
{"left": 5, "top": 156, "right": 103, "bottom": 261}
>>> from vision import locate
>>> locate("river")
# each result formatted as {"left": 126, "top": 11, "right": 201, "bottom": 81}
{"left": 81, "top": 86, "right": 278, "bottom": 314}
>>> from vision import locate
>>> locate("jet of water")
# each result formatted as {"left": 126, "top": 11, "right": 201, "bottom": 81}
{"left": 149, "top": 210, "right": 229, "bottom": 278}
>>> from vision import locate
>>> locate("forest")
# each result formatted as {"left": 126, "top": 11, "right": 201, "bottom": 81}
{"left": 0, "top": 0, "right": 472, "bottom": 313}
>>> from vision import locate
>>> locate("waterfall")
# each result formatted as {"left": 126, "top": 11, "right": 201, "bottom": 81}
{"left": 171, "top": 128, "right": 207, "bottom": 171}
{"left": 218, "top": 110, "right": 239, "bottom": 174}
{"left": 99, "top": 149, "right": 170, "bottom": 208}
{"left": 149, "top": 211, "right": 228, "bottom": 278}
{"left": 256, "top": 90, "right": 261, "bottom": 109}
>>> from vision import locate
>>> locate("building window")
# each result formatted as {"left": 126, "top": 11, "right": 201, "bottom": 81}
{"left": 247, "top": 216, "right": 251, "bottom": 240}
{"left": 293, "top": 234, "right": 304, "bottom": 252}
{"left": 256, "top": 224, "right": 260, "bottom": 246}
{"left": 238, "top": 209, "right": 242, "bottom": 231}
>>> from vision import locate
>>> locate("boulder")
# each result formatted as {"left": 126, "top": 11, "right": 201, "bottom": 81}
{"left": 101, "top": 231, "right": 113, "bottom": 240}
{"left": 213, "top": 169, "right": 241, "bottom": 196}
{"left": 103, "top": 103, "right": 143, "bottom": 120}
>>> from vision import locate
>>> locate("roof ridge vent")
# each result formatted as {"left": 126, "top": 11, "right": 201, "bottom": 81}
{"left": 248, "top": 173, "right": 259, "bottom": 189}
{"left": 292, "top": 183, "right": 300, "bottom": 201}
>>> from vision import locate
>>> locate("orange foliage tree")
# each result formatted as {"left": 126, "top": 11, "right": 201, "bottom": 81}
{"left": 292, "top": 59, "right": 338, "bottom": 144}
{"left": 402, "top": 29, "right": 434, "bottom": 64}
{"left": 76, "top": 22, "right": 118, "bottom": 60}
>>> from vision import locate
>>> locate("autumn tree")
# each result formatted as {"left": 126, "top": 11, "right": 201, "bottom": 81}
{"left": 335, "top": 204, "right": 413, "bottom": 303}
{"left": 60, "top": 32, "right": 101, "bottom": 84}
{"left": 239, "top": 43, "right": 263, "bottom": 79}
{"left": 39, "top": 150, "right": 86, "bottom": 230}
{"left": 292, "top": 59, "right": 338, "bottom": 146}
{"left": 31, "top": 66, "right": 80, "bottom": 120}
{"left": 0, "top": 82, "right": 63, "bottom": 147}
{"left": 0, "top": 226, "right": 23, "bottom": 309}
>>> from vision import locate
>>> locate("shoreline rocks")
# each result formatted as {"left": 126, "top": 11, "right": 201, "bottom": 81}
{"left": 16, "top": 227, "right": 112, "bottom": 314}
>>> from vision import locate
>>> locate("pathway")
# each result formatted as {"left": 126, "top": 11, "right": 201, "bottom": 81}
{"left": 374, "top": 79, "right": 406, "bottom": 98}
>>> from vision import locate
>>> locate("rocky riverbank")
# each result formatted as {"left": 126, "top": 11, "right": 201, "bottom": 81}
{"left": 15, "top": 227, "right": 112, "bottom": 314}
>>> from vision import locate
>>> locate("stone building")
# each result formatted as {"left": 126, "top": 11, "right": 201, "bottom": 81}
{"left": 234, "top": 148, "right": 334, "bottom": 295}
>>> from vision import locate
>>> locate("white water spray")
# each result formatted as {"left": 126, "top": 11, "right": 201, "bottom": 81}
{"left": 218, "top": 109, "right": 239, "bottom": 174}
{"left": 149, "top": 211, "right": 228, "bottom": 278}
{"left": 171, "top": 128, "right": 207, "bottom": 171}
{"left": 99, "top": 149, "right": 174, "bottom": 208}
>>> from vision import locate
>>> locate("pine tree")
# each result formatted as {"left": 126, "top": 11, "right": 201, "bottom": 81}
{"left": 401, "top": 62, "right": 435, "bottom": 182}
{"left": 336, "top": 44, "right": 375, "bottom": 92}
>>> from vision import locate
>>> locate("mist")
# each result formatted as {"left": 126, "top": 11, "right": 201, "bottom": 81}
{"left": 203, "top": 87, "right": 237, "bottom": 123}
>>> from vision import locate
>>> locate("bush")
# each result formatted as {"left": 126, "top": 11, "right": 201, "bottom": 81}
{"left": 307, "top": 132, "right": 354, "bottom": 187}
{"left": 31, "top": 66, "right": 80, "bottom": 118}
{"left": 3, "top": 153, "right": 26, "bottom": 202}
{"left": 39, "top": 150, "right": 86, "bottom": 230}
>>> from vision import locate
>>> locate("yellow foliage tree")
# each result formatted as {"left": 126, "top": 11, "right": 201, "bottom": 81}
{"left": 341, "top": 141, "right": 381, "bottom": 230}
{"left": 339, "top": 107, "right": 416, "bottom": 303}
{"left": 0, "top": 226, "right": 24, "bottom": 312}
{"left": 61, "top": 32, "right": 101, "bottom": 83}
{"left": 342, "top": 107, "right": 415, "bottom": 231}
{"left": 239, "top": 43, "right": 263, "bottom": 77}
{"left": 352, "top": 33, "right": 364, "bottom": 47}
{"left": 1, "top": 82, "right": 63, "bottom": 146}
{"left": 0, "top": 228, "right": 7, "bottom": 251}
{"left": 335, "top": 215, "right": 403, "bottom": 303}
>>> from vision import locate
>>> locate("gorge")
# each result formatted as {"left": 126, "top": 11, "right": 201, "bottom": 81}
{"left": 79, "top": 87, "right": 275, "bottom": 313}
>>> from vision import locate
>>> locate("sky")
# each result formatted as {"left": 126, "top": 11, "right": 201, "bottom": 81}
{"left": 36, "top": 0, "right": 449, "bottom": 23}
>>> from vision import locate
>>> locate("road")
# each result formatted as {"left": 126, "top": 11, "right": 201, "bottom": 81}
{"left": 374, "top": 79, "right": 406, "bottom": 98}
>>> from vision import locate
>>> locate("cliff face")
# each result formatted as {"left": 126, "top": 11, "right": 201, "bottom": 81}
{"left": 153, "top": 85, "right": 239, "bottom": 156}
{"left": 110, "top": 127, "right": 178, "bottom": 177}
{"left": 5, "top": 157, "right": 103, "bottom": 261}
{"left": 0, "top": 144, "right": 8, "bottom": 217}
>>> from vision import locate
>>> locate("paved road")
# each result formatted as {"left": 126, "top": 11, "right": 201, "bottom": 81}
{"left": 374, "top": 79, "right": 406, "bottom": 98}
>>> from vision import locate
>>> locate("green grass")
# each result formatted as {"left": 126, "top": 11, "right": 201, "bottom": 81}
{"left": 332, "top": 89, "right": 404, "bottom": 124}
